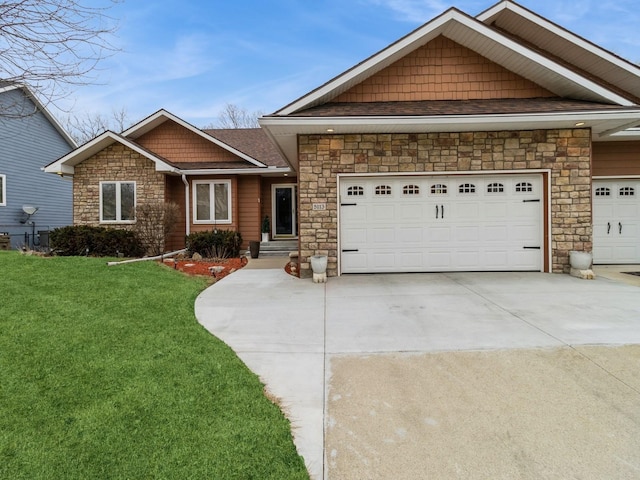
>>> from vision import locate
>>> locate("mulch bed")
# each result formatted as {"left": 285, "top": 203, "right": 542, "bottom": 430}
{"left": 161, "top": 256, "right": 300, "bottom": 280}
{"left": 161, "top": 257, "right": 248, "bottom": 280}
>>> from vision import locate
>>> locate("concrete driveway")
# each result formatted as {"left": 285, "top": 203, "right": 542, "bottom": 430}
{"left": 195, "top": 264, "right": 640, "bottom": 480}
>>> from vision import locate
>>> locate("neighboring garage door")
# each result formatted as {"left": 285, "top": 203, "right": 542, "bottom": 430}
{"left": 593, "top": 179, "right": 640, "bottom": 264}
{"left": 340, "top": 174, "right": 543, "bottom": 273}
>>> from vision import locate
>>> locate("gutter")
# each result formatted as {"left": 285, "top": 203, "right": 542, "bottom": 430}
{"left": 181, "top": 174, "right": 190, "bottom": 236}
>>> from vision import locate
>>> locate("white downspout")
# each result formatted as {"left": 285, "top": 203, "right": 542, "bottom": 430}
{"left": 181, "top": 174, "right": 190, "bottom": 236}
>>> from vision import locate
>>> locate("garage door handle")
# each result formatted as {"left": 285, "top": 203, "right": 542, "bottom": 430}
{"left": 607, "top": 222, "right": 611, "bottom": 234}
{"left": 523, "top": 246, "right": 541, "bottom": 249}
{"left": 435, "top": 205, "right": 439, "bottom": 219}
{"left": 341, "top": 203, "right": 357, "bottom": 206}
{"left": 619, "top": 222, "right": 622, "bottom": 234}
{"left": 441, "top": 205, "right": 444, "bottom": 219}
{"left": 342, "top": 249, "right": 359, "bottom": 252}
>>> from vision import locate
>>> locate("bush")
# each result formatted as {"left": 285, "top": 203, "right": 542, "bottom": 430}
{"left": 133, "top": 202, "right": 180, "bottom": 256}
{"left": 185, "top": 229, "right": 242, "bottom": 259}
{"left": 50, "top": 225, "right": 145, "bottom": 257}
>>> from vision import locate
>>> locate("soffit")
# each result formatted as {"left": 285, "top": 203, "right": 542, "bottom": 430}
{"left": 478, "top": 2, "right": 640, "bottom": 101}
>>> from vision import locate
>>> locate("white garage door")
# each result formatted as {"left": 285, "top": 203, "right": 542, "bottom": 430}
{"left": 593, "top": 179, "right": 640, "bottom": 264}
{"left": 340, "top": 174, "right": 543, "bottom": 273}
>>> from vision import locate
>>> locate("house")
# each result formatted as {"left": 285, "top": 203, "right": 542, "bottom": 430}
{"left": 259, "top": 0, "right": 640, "bottom": 278}
{"left": 44, "top": 110, "right": 295, "bottom": 251}
{"left": 0, "top": 83, "right": 76, "bottom": 249}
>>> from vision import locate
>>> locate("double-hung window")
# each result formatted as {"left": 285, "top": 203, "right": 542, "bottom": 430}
{"left": 193, "top": 180, "right": 231, "bottom": 223}
{"left": 100, "top": 181, "right": 136, "bottom": 222}
{"left": 0, "top": 174, "right": 5, "bottom": 206}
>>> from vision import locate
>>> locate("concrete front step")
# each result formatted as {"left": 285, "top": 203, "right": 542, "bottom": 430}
{"left": 244, "top": 240, "right": 297, "bottom": 258}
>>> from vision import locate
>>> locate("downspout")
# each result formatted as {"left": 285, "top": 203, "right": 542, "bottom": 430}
{"left": 181, "top": 174, "right": 190, "bottom": 236}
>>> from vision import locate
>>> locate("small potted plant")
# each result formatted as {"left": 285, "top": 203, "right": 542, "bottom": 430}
{"left": 261, "top": 215, "right": 270, "bottom": 243}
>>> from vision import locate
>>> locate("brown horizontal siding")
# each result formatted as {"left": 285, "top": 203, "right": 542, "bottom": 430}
{"left": 334, "top": 35, "right": 555, "bottom": 103}
{"left": 165, "top": 175, "right": 186, "bottom": 251}
{"left": 238, "top": 176, "right": 261, "bottom": 246}
{"left": 136, "top": 120, "right": 243, "bottom": 164}
{"left": 593, "top": 141, "right": 640, "bottom": 176}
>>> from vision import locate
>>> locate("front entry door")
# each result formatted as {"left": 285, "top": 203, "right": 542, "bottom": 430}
{"left": 273, "top": 185, "right": 297, "bottom": 237}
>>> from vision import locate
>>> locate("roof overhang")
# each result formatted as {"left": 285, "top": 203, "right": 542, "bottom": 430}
{"left": 275, "top": 7, "right": 634, "bottom": 116}
{"left": 478, "top": 1, "right": 640, "bottom": 101}
{"left": 44, "top": 131, "right": 179, "bottom": 175}
{"left": 260, "top": 110, "right": 640, "bottom": 170}
{"left": 123, "top": 109, "right": 267, "bottom": 168}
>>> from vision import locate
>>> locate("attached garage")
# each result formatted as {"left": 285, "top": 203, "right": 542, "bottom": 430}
{"left": 339, "top": 174, "right": 544, "bottom": 273}
{"left": 593, "top": 179, "right": 640, "bottom": 264}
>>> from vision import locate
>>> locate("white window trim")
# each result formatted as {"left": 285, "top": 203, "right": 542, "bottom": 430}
{"left": 99, "top": 181, "right": 136, "bottom": 224}
{"left": 192, "top": 179, "right": 232, "bottom": 224}
{"left": 0, "top": 174, "right": 5, "bottom": 206}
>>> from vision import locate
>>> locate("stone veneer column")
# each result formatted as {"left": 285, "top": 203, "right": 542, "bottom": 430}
{"left": 298, "top": 129, "right": 592, "bottom": 277}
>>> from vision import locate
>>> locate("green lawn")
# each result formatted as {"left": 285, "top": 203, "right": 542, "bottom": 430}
{"left": 0, "top": 252, "right": 308, "bottom": 480}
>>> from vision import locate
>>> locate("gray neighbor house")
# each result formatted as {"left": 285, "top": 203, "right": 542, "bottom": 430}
{"left": 0, "top": 83, "right": 76, "bottom": 249}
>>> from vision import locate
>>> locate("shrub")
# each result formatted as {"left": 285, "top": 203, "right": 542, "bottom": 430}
{"left": 50, "top": 225, "right": 145, "bottom": 257}
{"left": 133, "top": 202, "right": 180, "bottom": 256}
{"left": 185, "top": 229, "right": 242, "bottom": 259}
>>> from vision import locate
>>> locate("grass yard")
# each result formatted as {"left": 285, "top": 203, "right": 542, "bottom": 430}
{"left": 0, "top": 252, "right": 308, "bottom": 480}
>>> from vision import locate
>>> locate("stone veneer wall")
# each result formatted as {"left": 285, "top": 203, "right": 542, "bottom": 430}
{"left": 73, "top": 144, "right": 166, "bottom": 227}
{"left": 298, "top": 129, "right": 592, "bottom": 277}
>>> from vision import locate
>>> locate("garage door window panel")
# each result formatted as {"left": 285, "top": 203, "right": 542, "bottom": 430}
{"left": 595, "top": 187, "right": 611, "bottom": 197}
{"left": 458, "top": 183, "right": 476, "bottom": 194}
{"left": 430, "top": 184, "right": 447, "bottom": 195}
{"left": 375, "top": 185, "right": 392, "bottom": 196}
{"left": 403, "top": 184, "right": 420, "bottom": 195}
{"left": 347, "top": 186, "right": 364, "bottom": 196}
{"left": 516, "top": 182, "right": 533, "bottom": 193}
{"left": 487, "top": 182, "right": 505, "bottom": 193}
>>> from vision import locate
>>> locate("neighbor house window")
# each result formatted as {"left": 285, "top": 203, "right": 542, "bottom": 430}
{"left": 0, "top": 174, "right": 5, "bottom": 206}
{"left": 100, "top": 181, "right": 135, "bottom": 222}
{"left": 193, "top": 180, "right": 231, "bottom": 223}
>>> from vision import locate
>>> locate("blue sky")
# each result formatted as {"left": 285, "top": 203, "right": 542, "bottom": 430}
{"left": 58, "top": 0, "right": 640, "bottom": 129}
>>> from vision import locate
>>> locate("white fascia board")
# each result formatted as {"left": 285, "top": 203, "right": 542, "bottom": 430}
{"left": 477, "top": 1, "right": 640, "bottom": 79}
{"left": 123, "top": 109, "right": 267, "bottom": 168}
{"left": 44, "top": 131, "right": 179, "bottom": 175}
{"left": 180, "top": 167, "right": 292, "bottom": 176}
{"left": 449, "top": 14, "right": 634, "bottom": 106}
{"left": 260, "top": 111, "right": 640, "bottom": 142}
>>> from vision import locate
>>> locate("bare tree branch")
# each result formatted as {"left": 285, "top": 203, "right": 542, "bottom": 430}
{"left": 62, "top": 106, "right": 129, "bottom": 144}
{"left": 204, "top": 103, "right": 264, "bottom": 129}
{"left": 0, "top": 0, "right": 120, "bottom": 115}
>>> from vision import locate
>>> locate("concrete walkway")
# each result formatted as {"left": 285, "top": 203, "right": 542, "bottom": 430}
{"left": 195, "top": 266, "right": 640, "bottom": 480}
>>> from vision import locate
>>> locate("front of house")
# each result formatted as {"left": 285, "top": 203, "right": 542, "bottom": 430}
{"left": 45, "top": 110, "right": 296, "bottom": 251}
{"left": 46, "top": 1, "right": 640, "bottom": 279}
{"left": 260, "top": 0, "right": 640, "bottom": 278}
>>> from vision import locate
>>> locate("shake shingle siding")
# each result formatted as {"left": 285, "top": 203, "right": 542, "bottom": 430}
{"left": 0, "top": 88, "right": 73, "bottom": 248}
